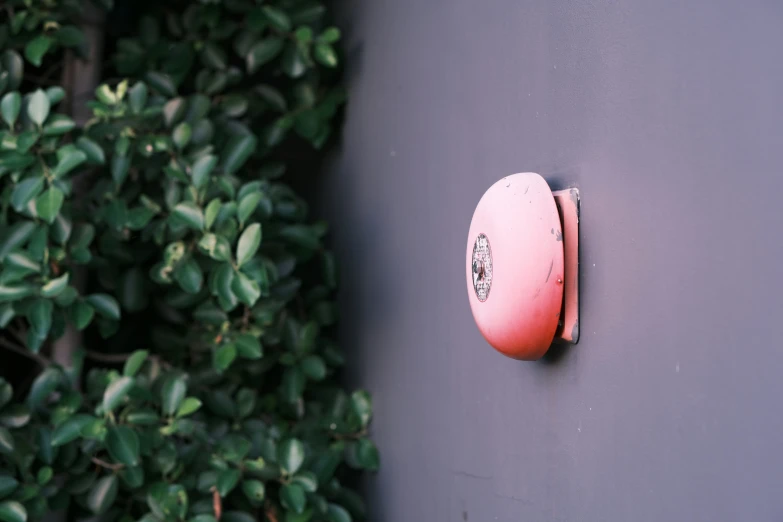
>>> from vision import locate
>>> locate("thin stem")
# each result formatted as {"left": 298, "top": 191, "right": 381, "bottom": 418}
{"left": 91, "top": 457, "right": 124, "bottom": 471}
{"left": 0, "top": 337, "right": 51, "bottom": 367}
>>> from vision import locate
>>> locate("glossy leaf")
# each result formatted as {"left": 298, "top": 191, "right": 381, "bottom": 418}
{"left": 278, "top": 439, "right": 305, "bottom": 475}
{"left": 24, "top": 35, "right": 52, "bottom": 67}
{"left": 123, "top": 350, "right": 149, "bottom": 377}
{"left": 34, "top": 187, "right": 64, "bottom": 223}
{"left": 247, "top": 39, "right": 284, "bottom": 74}
{"left": 191, "top": 154, "right": 217, "bottom": 188}
{"left": 86, "top": 294, "right": 121, "bottom": 320}
{"left": 176, "top": 397, "right": 201, "bottom": 418}
{"left": 172, "top": 203, "right": 205, "bottom": 230}
{"left": 1, "top": 92, "right": 20, "bottom": 127}
{"left": 236, "top": 223, "right": 261, "bottom": 267}
{"left": 0, "top": 429, "right": 13, "bottom": 454}
{"left": 280, "top": 483, "right": 305, "bottom": 514}
{"left": 41, "top": 273, "right": 69, "bottom": 298}
{"left": 213, "top": 344, "right": 237, "bottom": 373}
{"left": 161, "top": 375, "right": 187, "bottom": 416}
{"left": 327, "top": 504, "right": 352, "bottom": 522}
{"left": 0, "top": 501, "right": 26, "bottom": 522}
{"left": 235, "top": 334, "right": 262, "bottom": 359}
{"left": 102, "top": 376, "right": 135, "bottom": 413}
{"left": 86, "top": 475, "right": 118, "bottom": 515}
{"left": 222, "top": 134, "right": 257, "bottom": 176}
{"left": 11, "top": 177, "right": 44, "bottom": 211}
{"left": 27, "top": 90, "right": 50, "bottom": 126}
{"left": 106, "top": 425, "right": 140, "bottom": 466}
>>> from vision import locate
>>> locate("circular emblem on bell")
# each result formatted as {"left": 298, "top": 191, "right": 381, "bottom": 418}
{"left": 471, "top": 233, "right": 493, "bottom": 302}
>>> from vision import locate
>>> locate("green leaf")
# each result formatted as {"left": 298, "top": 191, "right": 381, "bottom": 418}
{"left": 27, "top": 90, "right": 50, "bottom": 126}
{"left": 2, "top": 51, "right": 23, "bottom": 91}
{"left": 175, "top": 258, "right": 203, "bottom": 293}
{"left": 231, "top": 271, "right": 260, "bottom": 306}
{"left": 123, "top": 350, "right": 149, "bottom": 376}
{"left": 198, "top": 233, "right": 232, "bottom": 262}
{"left": 51, "top": 414, "right": 94, "bottom": 446}
{"left": 191, "top": 154, "right": 217, "bottom": 189}
{"left": 320, "top": 27, "right": 341, "bottom": 44}
{"left": 0, "top": 428, "right": 13, "bottom": 454}
{"left": 86, "top": 475, "right": 118, "bottom": 515}
{"left": 204, "top": 199, "right": 222, "bottom": 230}
{"left": 11, "top": 177, "right": 44, "bottom": 212}
{"left": 24, "top": 35, "right": 52, "bottom": 67}
{"left": 0, "top": 476, "right": 18, "bottom": 498}
{"left": 145, "top": 71, "right": 177, "bottom": 97}
{"left": 6, "top": 251, "right": 40, "bottom": 273}
{"left": 295, "top": 27, "right": 313, "bottom": 43}
{"left": 120, "top": 465, "right": 144, "bottom": 489}
{"left": 316, "top": 49, "right": 338, "bottom": 73}
{"left": 36, "top": 466, "right": 53, "bottom": 485}
{"left": 0, "top": 501, "right": 26, "bottom": 522}
{"left": 106, "top": 425, "right": 140, "bottom": 466}
{"left": 45, "top": 86, "right": 66, "bottom": 105}
{"left": 235, "top": 333, "right": 262, "bottom": 359}
{"left": 237, "top": 193, "right": 261, "bottom": 227}
{"left": 171, "top": 202, "right": 204, "bottom": 230}
{"left": 301, "top": 355, "right": 326, "bottom": 381}
{"left": 34, "top": 187, "right": 64, "bottom": 224}
{"left": 350, "top": 391, "right": 372, "bottom": 428}
{"left": 236, "top": 223, "right": 261, "bottom": 267}
{"left": 281, "top": 44, "right": 307, "bottom": 78}
{"left": 201, "top": 42, "right": 227, "bottom": 70}
{"left": 0, "top": 285, "right": 34, "bottom": 303}
{"left": 119, "top": 267, "right": 147, "bottom": 311}
{"left": 237, "top": 481, "right": 265, "bottom": 507}
{"left": 262, "top": 6, "right": 292, "bottom": 31}
{"left": 278, "top": 438, "right": 305, "bottom": 475}
{"left": 28, "top": 367, "right": 60, "bottom": 411}
{"left": 27, "top": 299, "right": 52, "bottom": 338}
{"left": 161, "top": 375, "right": 187, "bottom": 416}
{"left": 222, "top": 134, "right": 257, "bottom": 176}
{"left": 86, "top": 294, "right": 120, "bottom": 320}
{"left": 246, "top": 39, "right": 284, "bottom": 74}
{"left": 71, "top": 301, "right": 94, "bottom": 330}
{"left": 53, "top": 146, "right": 87, "bottom": 177}
{"left": 95, "top": 84, "right": 117, "bottom": 105}
{"left": 111, "top": 153, "right": 130, "bottom": 187}
{"left": 0, "top": 222, "right": 36, "bottom": 260}
{"left": 42, "top": 114, "right": 76, "bottom": 136}
{"left": 280, "top": 483, "right": 305, "bottom": 514}
{"left": 213, "top": 343, "right": 237, "bottom": 373}
{"left": 76, "top": 136, "right": 106, "bottom": 164}
{"left": 216, "top": 469, "right": 240, "bottom": 497}
{"left": 326, "top": 504, "right": 352, "bottom": 522}
{"left": 128, "top": 82, "right": 148, "bottom": 113}
{"left": 1, "top": 93, "right": 20, "bottom": 127}
{"left": 176, "top": 397, "right": 201, "bottom": 418}
{"left": 291, "top": 471, "right": 318, "bottom": 493}
{"left": 147, "top": 483, "right": 188, "bottom": 520}
{"left": 102, "top": 376, "right": 135, "bottom": 413}
{"left": 357, "top": 438, "right": 380, "bottom": 471}
{"left": 41, "top": 273, "right": 69, "bottom": 298}
{"left": 172, "top": 122, "right": 191, "bottom": 150}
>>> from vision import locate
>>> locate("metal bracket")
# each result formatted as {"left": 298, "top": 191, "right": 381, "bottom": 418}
{"left": 552, "top": 188, "right": 580, "bottom": 343}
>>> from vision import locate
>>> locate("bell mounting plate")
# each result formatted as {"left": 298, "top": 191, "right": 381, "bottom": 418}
{"left": 552, "top": 188, "right": 580, "bottom": 344}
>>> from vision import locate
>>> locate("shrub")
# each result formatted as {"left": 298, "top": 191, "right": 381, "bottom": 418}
{"left": 0, "top": 1, "right": 376, "bottom": 522}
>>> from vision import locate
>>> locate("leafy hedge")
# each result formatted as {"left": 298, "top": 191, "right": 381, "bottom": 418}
{"left": 0, "top": 1, "right": 376, "bottom": 522}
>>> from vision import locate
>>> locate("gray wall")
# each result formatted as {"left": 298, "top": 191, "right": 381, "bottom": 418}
{"left": 323, "top": 1, "right": 783, "bottom": 520}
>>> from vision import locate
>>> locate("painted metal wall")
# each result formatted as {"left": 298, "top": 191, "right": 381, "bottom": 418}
{"left": 322, "top": 1, "right": 783, "bottom": 520}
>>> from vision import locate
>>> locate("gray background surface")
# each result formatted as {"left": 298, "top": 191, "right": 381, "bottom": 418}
{"left": 322, "top": 1, "right": 783, "bottom": 520}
